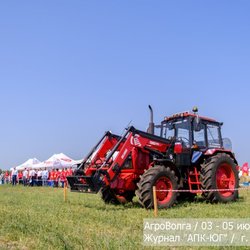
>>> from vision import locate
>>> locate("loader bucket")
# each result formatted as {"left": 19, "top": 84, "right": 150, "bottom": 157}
{"left": 67, "top": 175, "right": 102, "bottom": 193}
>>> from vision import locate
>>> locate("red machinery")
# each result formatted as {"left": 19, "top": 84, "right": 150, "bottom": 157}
{"left": 68, "top": 107, "right": 239, "bottom": 208}
{"left": 67, "top": 131, "right": 122, "bottom": 192}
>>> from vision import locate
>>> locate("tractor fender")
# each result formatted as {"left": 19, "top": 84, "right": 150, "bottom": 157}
{"left": 152, "top": 159, "right": 181, "bottom": 185}
{"left": 204, "top": 149, "right": 238, "bottom": 165}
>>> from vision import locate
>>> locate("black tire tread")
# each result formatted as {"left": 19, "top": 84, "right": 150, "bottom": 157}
{"left": 100, "top": 186, "right": 120, "bottom": 204}
{"left": 201, "top": 153, "right": 239, "bottom": 203}
{"left": 136, "top": 165, "right": 178, "bottom": 209}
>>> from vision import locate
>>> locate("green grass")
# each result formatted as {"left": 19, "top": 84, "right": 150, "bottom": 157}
{"left": 0, "top": 185, "right": 250, "bottom": 250}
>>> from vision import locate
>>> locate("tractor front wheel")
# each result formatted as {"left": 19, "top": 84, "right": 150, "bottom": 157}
{"left": 136, "top": 165, "right": 178, "bottom": 209}
{"left": 100, "top": 187, "right": 135, "bottom": 204}
{"left": 201, "top": 153, "right": 239, "bottom": 203}
{"left": 100, "top": 186, "right": 120, "bottom": 204}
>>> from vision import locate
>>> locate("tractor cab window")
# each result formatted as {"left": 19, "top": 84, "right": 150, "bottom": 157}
{"left": 154, "top": 125, "right": 162, "bottom": 137}
{"left": 193, "top": 123, "right": 206, "bottom": 148}
{"left": 175, "top": 119, "right": 190, "bottom": 147}
{"left": 162, "top": 123, "right": 175, "bottom": 139}
{"left": 162, "top": 119, "right": 191, "bottom": 147}
{"left": 207, "top": 124, "right": 221, "bottom": 148}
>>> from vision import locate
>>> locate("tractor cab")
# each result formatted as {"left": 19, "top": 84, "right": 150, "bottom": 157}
{"left": 161, "top": 109, "right": 223, "bottom": 149}
{"left": 159, "top": 108, "right": 224, "bottom": 166}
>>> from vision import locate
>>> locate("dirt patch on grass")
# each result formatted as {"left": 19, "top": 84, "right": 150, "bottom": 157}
{"left": 0, "top": 237, "right": 29, "bottom": 250}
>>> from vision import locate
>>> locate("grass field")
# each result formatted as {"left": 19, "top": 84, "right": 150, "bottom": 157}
{"left": 0, "top": 185, "right": 250, "bottom": 250}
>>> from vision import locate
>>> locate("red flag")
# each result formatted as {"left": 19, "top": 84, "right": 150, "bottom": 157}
{"left": 242, "top": 162, "right": 249, "bottom": 174}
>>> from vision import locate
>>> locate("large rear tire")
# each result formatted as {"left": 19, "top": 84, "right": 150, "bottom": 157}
{"left": 136, "top": 165, "right": 178, "bottom": 209}
{"left": 201, "top": 153, "right": 239, "bottom": 203}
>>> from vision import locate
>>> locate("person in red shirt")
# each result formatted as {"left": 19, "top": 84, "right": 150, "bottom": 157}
{"left": 53, "top": 169, "right": 59, "bottom": 188}
{"left": 60, "top": 169, "right": 66, "bottom": 188}
{"left": 65, "top": 167, "right": 73, "bottom": 187}
{"left": 66, "top": 167, "right": 73, "bottom": 176}
{"left": 50, "top": 169, "right": 55, "bottom": 187}
{"left": 5, "top": 171, "right": 10, "bottom": 184}
{"left": 18, "top": 171, "right": 23, "bottom": 185}
{"left": 242, "top": 162, "right": 249, "bottom": 176}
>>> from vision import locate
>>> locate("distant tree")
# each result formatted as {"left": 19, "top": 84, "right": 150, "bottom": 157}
{"left": 0, "top": 169, "right": 2, "bottom": 174}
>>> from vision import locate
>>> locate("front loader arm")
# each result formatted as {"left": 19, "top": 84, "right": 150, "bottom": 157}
{"left": 105, "top": 132, "right": 135, "bottom": 182}
{"left": 100, "top": 127, "right": 171, "bottom": 186}
{"left": 68, "top": 126, "right": 171, "bottom": 193}
{"left": 76, "top": 132, "right": 119, "bottom": 170}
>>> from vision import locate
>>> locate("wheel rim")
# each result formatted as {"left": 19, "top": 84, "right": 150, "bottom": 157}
{"left": 155, "top": 176, "right": 173, "bottom": 205}
{"left": 216, "top": 163, "right": 236, "bottom": 197}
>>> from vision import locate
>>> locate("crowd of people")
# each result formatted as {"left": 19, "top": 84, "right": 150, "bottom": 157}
{"left": 0, "top": 167, "right": 74, "bottom": 188}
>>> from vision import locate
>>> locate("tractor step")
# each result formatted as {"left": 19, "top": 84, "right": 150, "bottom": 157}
{"left": 67, "top": 175, "right": 102, "bottom": 193}
{"left": 188, "top": 167, "right": 202, "bottom": 193}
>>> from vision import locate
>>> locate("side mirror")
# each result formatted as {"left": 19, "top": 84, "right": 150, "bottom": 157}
{"left": 223, "top": 138, "right": 232, "bottom": 151}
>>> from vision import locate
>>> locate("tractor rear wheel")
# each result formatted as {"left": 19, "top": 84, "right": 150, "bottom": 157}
{"left": 136, "top": 165, "right": 178, "bottom": 209}
{"left": 201, "top": 153, "right": 239, "bottom": 203}
{"left": 100, "top": 186, "right": 120, "bottom": 204}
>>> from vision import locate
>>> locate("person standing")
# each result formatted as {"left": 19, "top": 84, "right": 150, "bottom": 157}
{"left": 18, "top": 171, "right": 23, "bottom": 185}
{"left": 11, "top": 167, "right": 18, "bottom": 186}
{"left": 66, "top": 167, "right": 73, "bottom": 176}
{"left": 37, "top": 169, "right": 42, "bottom": 186}
{"left": 0, "top": 173, "right": 3, "bottom": 185}
{"left": 29, "top": 169, "right": 36, "bottom": 187}
{"left": 49, "top": 169, "right": 55, "bottom": 187}
{"left": 22, "top": 168, "right": 28, "bottom": 186}
{"left": 5, "top": 171, "right": 9, "bottom": 184}
{"left": 60, "top": 169, "right": 66, "bottom": 188}
{"left": 54, "top": 169, "right": 59, "bottom": 188}
{"left": 2, "top": 172, "right": 5, "bottom": 184}
{"left": 42, "top": 168, "right": 48, "bottom": 186}
{"left": 65, "top": 167, "right": 73, "bottom": 187}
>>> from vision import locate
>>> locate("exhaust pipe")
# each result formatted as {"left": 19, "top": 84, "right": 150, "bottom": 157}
{"left": 147, "top": 105, "right": 155, "bottom": 135}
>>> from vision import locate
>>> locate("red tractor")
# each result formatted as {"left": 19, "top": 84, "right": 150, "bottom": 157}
{"left": 68, "top": 106, "right": 239, "bottom": 208}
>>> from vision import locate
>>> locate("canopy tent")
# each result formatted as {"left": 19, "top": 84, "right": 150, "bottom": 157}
{"left": 33, "top": 153, "right": 79, "bottom": 170}
{"left": 13, "top": 154, "right": 81, "bottom": 171}
{"left": 16, "top": 158, "right": 41, "bottom": 171}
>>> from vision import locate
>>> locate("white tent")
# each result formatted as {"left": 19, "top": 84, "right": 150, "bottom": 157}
{"left": 31, "top": 161, "right": 47, "bottom": 170}
{"left": 35, "top": 153, "right": 78, "bottom": 170}
{"left": 16, "top": 158, "right": 41, "bottom": 171}
{"left": 54, "top": 153, "right": 79, "bottom": 168}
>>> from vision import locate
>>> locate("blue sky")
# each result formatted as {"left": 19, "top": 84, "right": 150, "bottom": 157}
{"left": 0, "top": 1, "right": 249, "bottom": 170}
